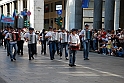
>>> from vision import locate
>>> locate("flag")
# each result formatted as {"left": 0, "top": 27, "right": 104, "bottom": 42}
{"left": 13, "top": 9, "right": 17, "bottom": 17}
{"left": 82, "top": 0, "right": 90, "bottom": 8}
{"left": 21, "top": 11, "right": 27, "bottom": 16}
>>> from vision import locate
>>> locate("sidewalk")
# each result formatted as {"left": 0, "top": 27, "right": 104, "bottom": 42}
{"left": 0, "top": 44, "right": 124, "bottom": 83}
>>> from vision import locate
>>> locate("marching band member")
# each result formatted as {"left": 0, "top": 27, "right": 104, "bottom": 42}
{"left": 45, "top": 26, "right": 56, "bottom": 60}
{"left": 24, "top": 27, "right": 36, "bottom": 60}
{"left": 40, "top": 29, "right": 47, "bottom": 55}
{"left": 60, "top": 28, "right": 68, "bottom": 60}
{"left": 17, "top": 28, "right": 25, "bottom": 55}
{"left": 68, "top": 29, "right": 80, "bottom": 67}
{"left": 3, "top": 26, "right": 10, "bottom": 56}
{"left": 79, "top": 24, "right": 90, "bottom": 60}
{"left": 56, "top": 30, "right": 61, "bottom": 55}
{"left": 5, "top": 27, "right": 18, "bottom": 61}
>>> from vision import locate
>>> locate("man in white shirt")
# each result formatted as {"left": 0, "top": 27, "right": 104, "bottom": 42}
{"left": 68, "top": 29, "right": 80, "bottom": 67}
{"left": 60, "top": 28, "right": 68, "bottom": 60}
{"left": 45, "top": 26, "right": 56, "bottom": 60}
{"left": 24, "top": 27, "right": 36, "bottom": 60}
{"left": 79, "top": 24, "right": 90, "bottom": 60}
{"left": 5, "top": 26, "right": 18, "bottom": 61}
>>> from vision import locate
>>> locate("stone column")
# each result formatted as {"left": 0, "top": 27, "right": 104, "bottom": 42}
{"left": 12, "top": 2, "right": 14, "bottom": 14}
{"left": 17, "top": 0, "right": 24, "bottom": 28}
{"left": 65, "top": 0, "right": 82, "bottom": 30}
{"left": 120, "top": 0, "right": 124, "bottom": 29}
{"left": 114, "top": 0, "right": 120, "bottom": 31}
{"left": 20, "top": 0, "right": 23, "bottom": 11}
{"left": 17, "top": 0, "right": 20, "bottom": 12}
{"left": 93, "top": 0, "right": 102, "bottom": 30}
{"left": 105, "top": 0, "right": 115, "bottom": 30}
{"left": 5, "top": 4, "right": 7, "bottom": 16}
{"left": 30, "top": 0, "right": 44, "bottom": 31}
{"left": 9, "top": 3, "right": 12, "bottom": 16}
{"left": 27, "top": 0, "right": 30, "bottom": 11}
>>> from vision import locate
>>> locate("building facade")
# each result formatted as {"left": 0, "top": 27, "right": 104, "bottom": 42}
{"left": 0, "top": 0, "right": 124, "bottom": 31}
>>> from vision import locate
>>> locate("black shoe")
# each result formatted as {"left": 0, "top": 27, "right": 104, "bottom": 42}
{"left": 32, "top": 56, "right": 34, "bottom": 59}
{"left": 72, "top": 64, "right": 76, "bottom": 66}
{"left": 84, "top": 58, "right": 89, "bottom": 60}
{"left": 29, "top": 58, "right": 31, "bottom": 60}
{"left": 69, "top": 64, "right": 73, "bottom": 67}
{"left": 11, "top": 59, "right": 13, "bottom": 61}
{"left": 13, "top": 58, "right": 16, "bottom": 61}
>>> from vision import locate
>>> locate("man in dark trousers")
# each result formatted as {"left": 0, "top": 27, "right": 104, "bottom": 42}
{"left": 24, "top": 27, "right": 36, "bottom": 60}
{"left": 40, "top": 29, "right": 47, "bottom": 55}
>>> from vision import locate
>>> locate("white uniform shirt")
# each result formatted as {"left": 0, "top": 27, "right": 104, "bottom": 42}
{"left": 60, "top": 32, "right": 68, "bottom": 43}
{"left": 68, "top": 34, "right": 80, "bottom": 44}
{"left": 5, "top": 32, "right": 17, "bottom": 44}
{"left": 24, "top": 32, "right": 36, "bottom": 44}
{"left": 57, "top": 32, "right": 61, "bottom": 42}
{"left": 79, "top": 29, "right": 86, "bottom": 41}
{"left": 20, "top": 32, "right": 25, "bottom": 40}
{"left": 45, "top": 31, "right": 53, "bottom": 41}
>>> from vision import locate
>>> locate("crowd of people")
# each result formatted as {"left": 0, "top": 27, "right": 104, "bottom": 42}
{"left": 0, "top": 24, "right": 124, "bottom": 67}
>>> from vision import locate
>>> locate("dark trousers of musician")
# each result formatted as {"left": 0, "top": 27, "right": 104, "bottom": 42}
{"left": 69, "top": 50, "right": 77, "bottom": 65}
{"left": 17, "top": 40, "right": 24, "bottom": 55}
{"left": 34, "top": 43, "right": 37, "bottom": 55}
{"left": 82, "top": 40, "right": 90, "bottom": 59}
{"left": 9, "top": 42, "right": 18, "bottom": 60}
{"left": 28, "top": 44, "right": 35, "bottom": 60}
{"left": 60, "top": 43, "right": 68, "bottom": 58}
{"left": 56, "top": 42, "right": 60, "bottom": 55}
{"left": 41, "top": 40, "right": 46, "bottom": 55}
{"left": 49, "top": 41, "right": 56, "bottom": 60}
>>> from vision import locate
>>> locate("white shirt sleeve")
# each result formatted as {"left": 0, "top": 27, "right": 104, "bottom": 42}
{"left": 5, "top": 33, "right": 9, "bottom": 39}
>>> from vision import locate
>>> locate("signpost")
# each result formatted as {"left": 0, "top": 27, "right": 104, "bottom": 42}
{"left": 56, "top": 5, "right": 63, "bottom": 28}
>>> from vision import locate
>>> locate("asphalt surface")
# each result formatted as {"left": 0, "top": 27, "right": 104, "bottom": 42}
{"left": 0, "top": 42, "right": 124, "bottom": 83}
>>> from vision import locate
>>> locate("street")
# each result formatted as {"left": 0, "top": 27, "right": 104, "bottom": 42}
{"left": 0, "top": 43, "right": 124, "bottom": 83}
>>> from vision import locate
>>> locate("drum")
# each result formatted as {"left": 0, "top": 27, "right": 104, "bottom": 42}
{"left": 69, "top": 44, "right": 80, "bottom": 50}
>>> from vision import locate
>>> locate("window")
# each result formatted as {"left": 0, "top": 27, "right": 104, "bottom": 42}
{"left": 44, "top": 4, "right": 49, "bottom": 13}
{"left": 51, "top": 3, "right": 53, "bottom": 12}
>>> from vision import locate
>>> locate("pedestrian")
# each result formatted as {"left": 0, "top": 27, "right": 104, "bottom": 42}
{"left": 68, "top": 29, "right": 80, "bottom": 67}
{"left": 79, "top": 24, "right": 91, "bottom": 60}
{"left": 24, "top": 27, "right": 36, "bottom": 60}
{"left": 40, "top": 29, "right": 47, "bottom": 55}
{"left": 5, "top": 26, "right": 18, "bottom": 61}
{"left": 45, "top": 26, "right": 56, "bottom": 60}
{"left": 17, "top": 28, "right": 25, "bottom": 56}
{"left": 60, "top": 28, "right": 69, "bottom": 60}
{"left": 2, "top": 26, "right": 10, "bottom": 56}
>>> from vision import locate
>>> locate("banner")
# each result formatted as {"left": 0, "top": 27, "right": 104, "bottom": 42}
{"left": 82, "top": 0, "right": 90, "bottom": 8}
{"left": 1, "top": 16, "right": 14, "bottom": 24}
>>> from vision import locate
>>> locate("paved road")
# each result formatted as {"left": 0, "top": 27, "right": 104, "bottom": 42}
{"left": 0, "top": 43, "right": 124, "bottom": 83}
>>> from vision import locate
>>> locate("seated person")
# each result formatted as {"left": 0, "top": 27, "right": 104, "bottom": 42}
{"left": 116, "top": 47, "right": 124, "bottom": 57}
